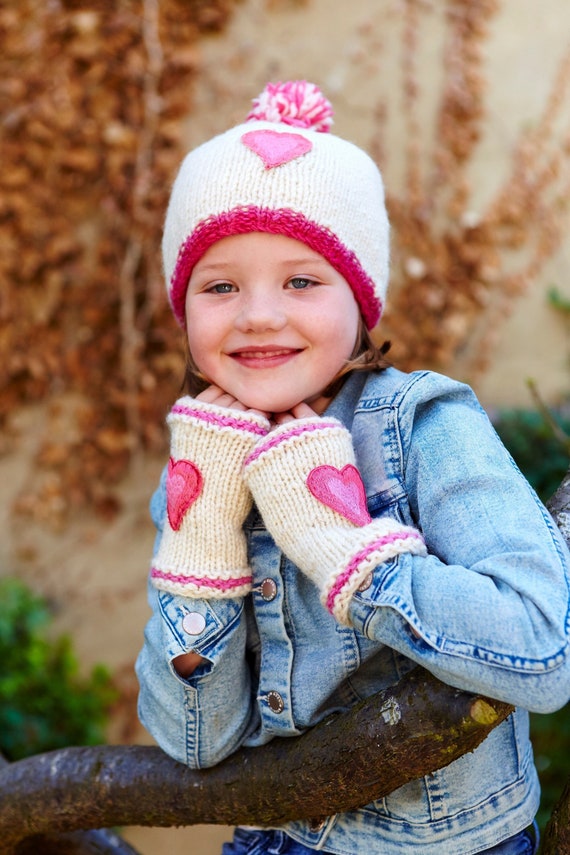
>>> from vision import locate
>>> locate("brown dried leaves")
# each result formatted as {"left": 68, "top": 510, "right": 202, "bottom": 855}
{"left": 379, "top": 1, "right": 570, "bottom": 379}
{"left": 1, "top": 0, "right": 236, "bottom": 527}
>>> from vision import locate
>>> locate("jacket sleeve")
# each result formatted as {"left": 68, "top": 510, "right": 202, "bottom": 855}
{"left": 135, "top": 468, "right": 257, "bottom": 768}
{"left": 348, "top": 375, "right": 570, "bottom": 713}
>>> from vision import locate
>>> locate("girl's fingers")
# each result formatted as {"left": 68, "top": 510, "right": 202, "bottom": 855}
{"left": 272, "top": 412, "right": 296, "bottom": 427}
{"left": 197, "top": 389, "right": 317, "bottom": 424}
{"left": 195, "top": 386, "right": 271, "bottom": 419}
{"left": 195, "top": 385, "right": 226, "bottom": 403}
{"left": 196, "top": 386, "right": 244, "bottom": 408}
{"left": 291, "top": 402, "right": 319, "bottom": 419}
{"left": 272, "top": 402, "right": 319, "bottom": 428}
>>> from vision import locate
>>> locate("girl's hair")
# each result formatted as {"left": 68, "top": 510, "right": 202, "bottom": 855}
{"left": 182, "top": 320, "right": 391, "bottom": 399}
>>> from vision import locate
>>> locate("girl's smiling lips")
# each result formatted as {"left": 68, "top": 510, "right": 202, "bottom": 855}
{"left": 228, "top": 345, "right": 302, "bottom": 368}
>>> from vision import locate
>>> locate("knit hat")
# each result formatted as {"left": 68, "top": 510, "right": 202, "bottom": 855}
{"left": 162, "top": 80, "right": 390, "bottom": 330}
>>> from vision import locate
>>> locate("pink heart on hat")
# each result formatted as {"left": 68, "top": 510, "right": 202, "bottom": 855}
{"left": 166, "top": 457, "right": 203, "bottom": 531}
{"left": 306, "top": 464, "right": 372, "bottom": 527}
{"left": 241, "top": 129, "right": 312, "bottom": 169}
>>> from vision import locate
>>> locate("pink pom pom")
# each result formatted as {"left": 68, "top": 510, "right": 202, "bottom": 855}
{"left": 246, "top": 81, "right": 334, "bottom": 133}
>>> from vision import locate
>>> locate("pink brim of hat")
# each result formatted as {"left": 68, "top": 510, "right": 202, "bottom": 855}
{"left": 169, "top": 206, "right": 382, "bottom": 330}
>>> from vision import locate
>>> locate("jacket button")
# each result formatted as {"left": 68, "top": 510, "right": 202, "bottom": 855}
{"left": 260, "top": 578, "right": 277, "bottom": 601}
{"left": 357, "top": 572, "right": 373, "bottom": 592}
{"left": 182, "top": 611, "right": 206, "bottom": 636}
{"left": 267, "top": 691, "right": 284, "bottom": 713}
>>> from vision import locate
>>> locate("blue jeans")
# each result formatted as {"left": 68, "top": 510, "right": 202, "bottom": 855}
{"left": 222, "top": 822, "right": 539, "bottom": 854}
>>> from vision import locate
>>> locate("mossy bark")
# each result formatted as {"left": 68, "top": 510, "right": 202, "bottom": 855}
{"left": 0, "top": 667, "right": 513, "bottom": 850}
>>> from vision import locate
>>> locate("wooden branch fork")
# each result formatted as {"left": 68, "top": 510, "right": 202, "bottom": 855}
{"left": 2, "top": 472, "right": 570, "bottom": 854}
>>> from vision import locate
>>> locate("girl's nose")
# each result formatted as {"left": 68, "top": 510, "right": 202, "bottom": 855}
{"left": 235, "top": 291, "right": 287, "bottom": 332}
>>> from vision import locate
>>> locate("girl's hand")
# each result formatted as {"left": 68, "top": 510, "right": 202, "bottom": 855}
{"left": 272, "top": 402, "right": 319, "bottom": 426}
{"left": 196, "top": 385, "right": 271, "bottom": 421}
{"left": 195, "top": 387, "right": 317, "bottom": 426}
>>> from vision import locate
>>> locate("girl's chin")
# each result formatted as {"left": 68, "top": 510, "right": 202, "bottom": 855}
{"left": 230, "top": 390, "right": 301, "bottom": 413}
{"left": 211, "top": 379, "right": 329, "bottom": 414}
{"left": 238, "top": 394, "right": 329, "bottom": 417}
{"left": 243, "top": 399, "right": 301, "bottom": 414}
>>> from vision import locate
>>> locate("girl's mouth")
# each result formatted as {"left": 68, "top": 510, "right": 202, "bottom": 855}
{"left": 229, "top": 347, "right": 301, "bottom": 368}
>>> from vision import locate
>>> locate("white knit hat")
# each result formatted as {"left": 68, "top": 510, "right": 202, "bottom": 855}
{"left": 163, "top": 81, "right": 390, "bottom": 330}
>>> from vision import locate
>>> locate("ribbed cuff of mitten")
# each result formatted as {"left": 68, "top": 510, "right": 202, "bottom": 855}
{"left": 151, "top": 397, "right": 270, "bottom": 598}
{"left": 313, "top": 518, "right": 427, "bottom": 624}
{"left": 167, "top": 397, "right": 271, "bottom": 460}
{"left": 244, "top": 417, "right": 426, "bottom": 624}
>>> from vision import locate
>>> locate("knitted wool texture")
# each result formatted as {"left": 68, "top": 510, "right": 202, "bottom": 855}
{"left": 243, "top": 418, "right": 427, "bottom": 625}
{"left": 162, "top": 80, "right": 390, "bottom": 331}
{"left": 151, "top": 397, "right": 270, "bottom": 598}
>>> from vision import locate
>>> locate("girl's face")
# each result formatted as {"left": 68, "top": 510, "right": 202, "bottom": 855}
{"left": 185, "top": 232, "right": 360, "bottom": 414}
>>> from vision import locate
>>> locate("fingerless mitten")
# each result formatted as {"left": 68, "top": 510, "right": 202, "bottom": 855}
{"left": 151, "top": 397, "right": 270, "bottom": 598}
{"left": 243, "top": 417, "right": 426, "bottom": 624}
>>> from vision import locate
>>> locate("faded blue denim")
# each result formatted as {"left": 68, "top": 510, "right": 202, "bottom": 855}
{"left": 221, "top": 821, "right": 539, "bottom": 854}
{"left": 137, "top": 369, "right": 570, "bottom": 854}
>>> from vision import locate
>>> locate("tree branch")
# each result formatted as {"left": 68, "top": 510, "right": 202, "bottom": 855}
{"left": 542, "top": 773, "right": 570, "bottom": 855}
{"left": 1, "top": 471, "right": 568, "bottom": 852}
{"left": 0, "top": 667, "right": 513, "bottom": 850}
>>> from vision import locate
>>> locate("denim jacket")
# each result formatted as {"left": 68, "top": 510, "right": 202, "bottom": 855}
{"left": 136, "top": 368, "right": 570, "bottom": 854}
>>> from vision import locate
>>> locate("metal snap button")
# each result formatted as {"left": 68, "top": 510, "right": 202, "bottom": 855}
{"left": 260, "top": 578, "right": 277, "bottom": 601}
{"left": 267, "top": 691, "right": 284, "bottom": 713}
{"left": 182, "top": 611, "right": 206, "bottom": 636}
{"left": 357, "top": 572, "right": 373, "bottom": 592}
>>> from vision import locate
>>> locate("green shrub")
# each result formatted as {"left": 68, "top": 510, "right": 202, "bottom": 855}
{"left": 494, "top": 405, "right": 570, "bottom": 503}
{"left": 531, "top": 705, "right": 570, "bottom": 834}
{"left": 0, "top": 577, "right": 117, "bottom": 762}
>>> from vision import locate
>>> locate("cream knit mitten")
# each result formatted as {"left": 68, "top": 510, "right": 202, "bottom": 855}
{"left": 244, "top": 417, "right": 427, "bottom": 624}
{"left": 151, "top": 397, "right": 270, "bottom": 598}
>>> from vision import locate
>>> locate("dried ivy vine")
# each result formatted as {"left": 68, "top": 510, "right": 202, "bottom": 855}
{"left": 1, "top": 0, "right": 569, "bottom": 527}
{"left": 0, "top": 0, "right": 239, "bottom": 527}
{"left": 376, "top": 0, "right": 570, "bottom": 376}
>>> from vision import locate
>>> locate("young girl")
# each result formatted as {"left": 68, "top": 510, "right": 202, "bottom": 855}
{"left": 136, "top": 81, "right": 570, "bottom": 854}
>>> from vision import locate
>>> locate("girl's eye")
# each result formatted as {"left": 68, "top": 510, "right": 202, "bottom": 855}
{"left": 207, "top": 282, "right": 235, "bottom": 294}
{"left": 288, "top": 276, "right": 316, "bottom": 290}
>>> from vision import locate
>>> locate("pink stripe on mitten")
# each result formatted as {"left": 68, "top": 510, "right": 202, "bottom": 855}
{"left": 325, "top": 529, "right": 426, "bottom": 616}
{"left": 151, "top": 568, "right": 253, "bottom": 596}
{"left": 245, "top": 420, "right": 340, "bottom": 465}
{"left": 170, "top": 402, "right": 269, "bottom": 435}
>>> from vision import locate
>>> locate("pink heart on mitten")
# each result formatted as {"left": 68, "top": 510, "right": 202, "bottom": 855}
{"left": 306, "top": 464, "right": 372, "bottom": 527}
{"left": 166, "top": 457, "right": 203, "bottom": 531}
{"left": 241, "top": 129, "right": 313, "bottom": 169}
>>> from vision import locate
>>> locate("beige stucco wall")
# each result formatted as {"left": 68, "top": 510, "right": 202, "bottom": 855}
{"left": 2, "top": 3, "right": 568, "bottom": 854}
